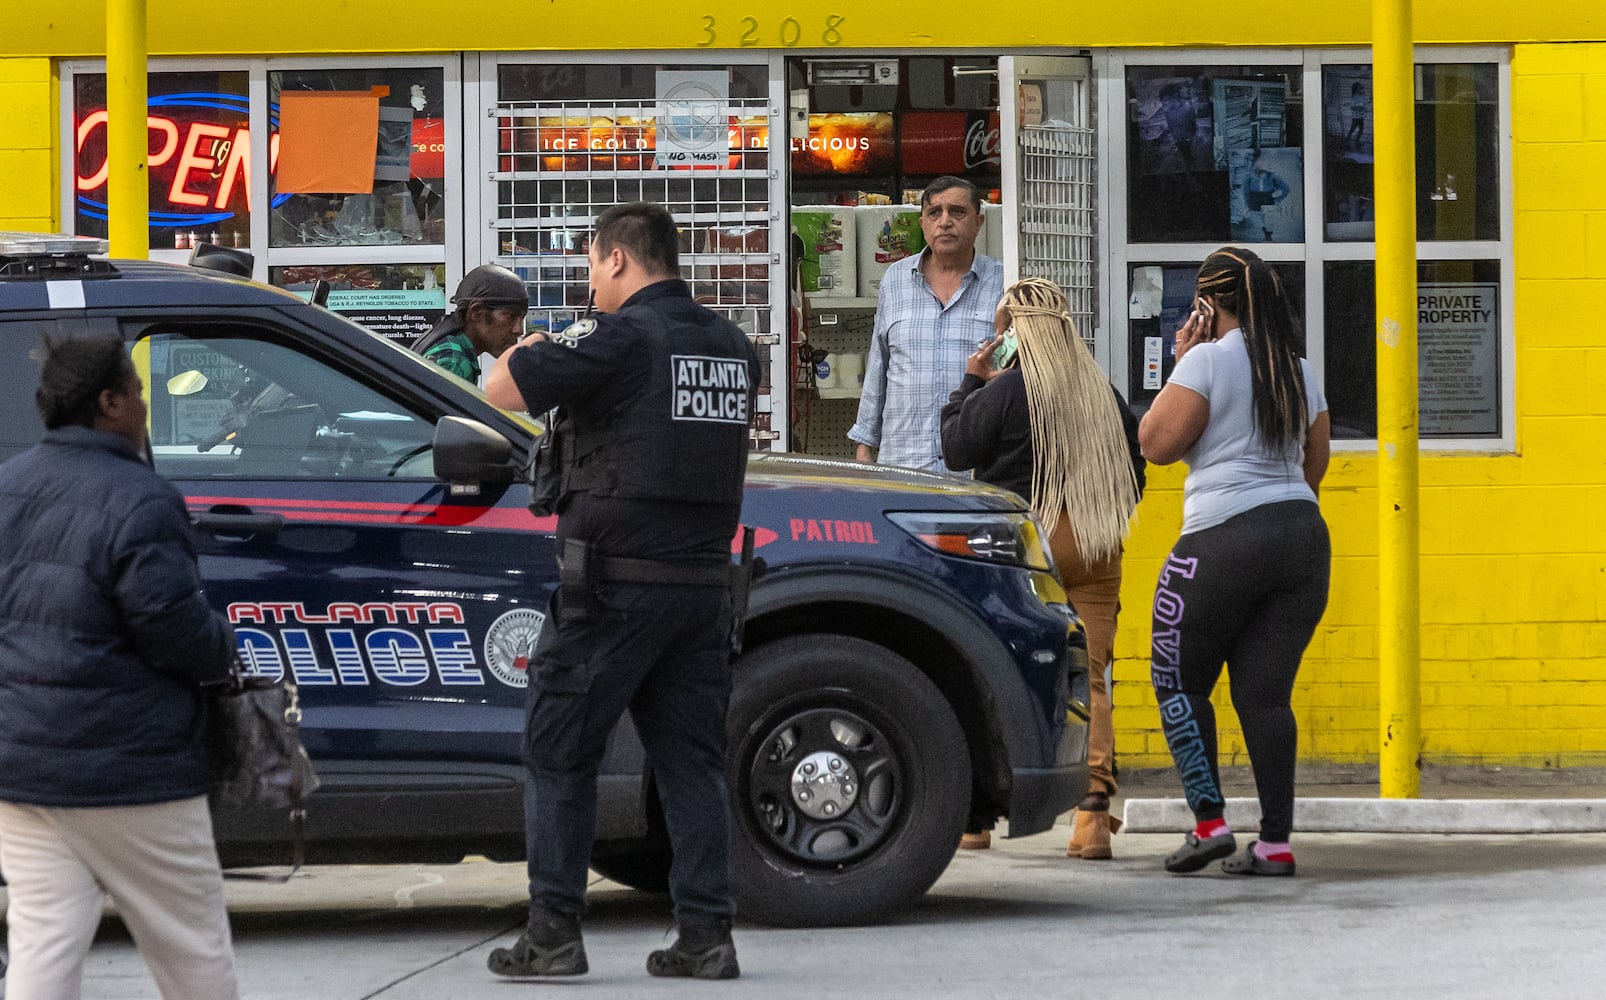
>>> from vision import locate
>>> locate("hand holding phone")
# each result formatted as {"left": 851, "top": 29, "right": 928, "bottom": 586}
{"left": 966, "top": 333, "right": 1007, "bottom": 380}
{"left": 1174, "top": 295, "right": 1214, "bottom": 364}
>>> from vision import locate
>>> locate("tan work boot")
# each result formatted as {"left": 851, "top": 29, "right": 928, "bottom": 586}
{"left": 959, "top": 830, "right": 991, "bottom": 850}
{"left": 1066, "top": 793, "right": 1121, "bottom": 859}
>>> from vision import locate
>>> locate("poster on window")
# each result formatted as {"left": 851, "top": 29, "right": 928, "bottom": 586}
{"left": 1131, "top": 76, "right": 1213, "bottom": 176}
{"left": 1418, "top": 282, "right": 1499, "bottom": 437}
{"left": 1211, "top": 80, "right": 1287, "bottom": 168}
{"left": 1324, "top": 66, "right": 1373, "bottom": 163}
{"left": 1323, "top": 65, "right": 1374, "bottom": 240}
{"left": 655, "top": 70, "right": 729, "bottom": 167}
{"left": 1230, "top": 148, "right": 1304, "bottom": 242}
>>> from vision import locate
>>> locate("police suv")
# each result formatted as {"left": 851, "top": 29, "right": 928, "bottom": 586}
{"left": 0, "top": 234, "right": 1089, "bottom": 927}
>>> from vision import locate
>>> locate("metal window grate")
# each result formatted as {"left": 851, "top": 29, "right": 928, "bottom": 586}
{"left": 489, "top": 95, "right": 781, "bottom": 447}
{"left": 1019, "top": 122, "right": 1097, "bottom": 350}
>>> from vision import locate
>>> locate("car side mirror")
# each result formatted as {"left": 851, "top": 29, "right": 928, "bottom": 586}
{"left": 432, "top": 416, "right": 516, "bottom": 491}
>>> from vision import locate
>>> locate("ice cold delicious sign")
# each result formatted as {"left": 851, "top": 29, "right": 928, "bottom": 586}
{"left": 1418, "top": 282, "right": 1499, "bottom": 437}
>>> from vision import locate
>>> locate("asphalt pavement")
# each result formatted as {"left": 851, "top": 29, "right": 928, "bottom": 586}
{"left": 10, "top": 764, "right": 1606, "bottom": 999}
{"left": 20, "top": 824, "right": 1606, "bottom": 998}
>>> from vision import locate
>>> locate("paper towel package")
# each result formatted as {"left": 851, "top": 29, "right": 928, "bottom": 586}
{"left": 856, "top": 206, "right": 926, "bottom": 299}
{"left": 984, "top": 203, "right": 1004, "bottom": 262}
{"left": 792, "top": 207, "right": 857, "bottom": 298}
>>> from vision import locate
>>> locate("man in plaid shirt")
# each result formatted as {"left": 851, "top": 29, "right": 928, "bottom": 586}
{"left": 849, "top": 176, "right": 1004, "bottom": 472}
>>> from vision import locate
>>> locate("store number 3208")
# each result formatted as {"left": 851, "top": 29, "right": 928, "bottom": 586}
{"left": 696, "top": 13, "right": 845, "bottom": 47}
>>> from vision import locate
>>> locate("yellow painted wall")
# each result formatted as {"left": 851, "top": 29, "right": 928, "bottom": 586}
{"left": 0, "top": 58, "right": 56, "bottom": 232}
{"left": 1115, "top": 41, "right": 1606, "bottom": 772}
{"left": 6, "top": 1, "right": 1606, "bottom": 55}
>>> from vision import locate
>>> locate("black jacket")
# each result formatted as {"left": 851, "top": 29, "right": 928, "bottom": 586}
{"left": 507, "top": 280, "right": 762, "bottom": 562}
{"left": 940, "top": 369, "right": 1146, "bottom": 501}
{"left": 0, "top": 427, "right": 234, "bottom": 807}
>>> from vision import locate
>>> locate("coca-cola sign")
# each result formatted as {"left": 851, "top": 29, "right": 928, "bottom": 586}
{"left": 901, "top": 111, "right": 1001, "bottom": 175}
{"left": 962, "top": 116, "right": 1002, "bottom": 169}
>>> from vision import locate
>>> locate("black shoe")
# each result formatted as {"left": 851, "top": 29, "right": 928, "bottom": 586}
{"left": 1221, "top": 841, "right": 1296, "bottom": 877}
{"left": 1164, "top": 830, "right": 1237, "bottom": 873}
{"left": 647, "top": 919, "right": 740, "bottom": 980}
{"left": 487, "top": 911, "right": 588, "bottom": 977}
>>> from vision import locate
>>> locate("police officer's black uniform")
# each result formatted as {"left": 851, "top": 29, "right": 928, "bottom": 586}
{"left": 502, "top": 278, "right": 760, "bottom": 946}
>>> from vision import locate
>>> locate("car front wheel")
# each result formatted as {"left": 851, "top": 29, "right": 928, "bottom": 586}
{"left": 727, "top": 635, "right": 970, "bottom": 926}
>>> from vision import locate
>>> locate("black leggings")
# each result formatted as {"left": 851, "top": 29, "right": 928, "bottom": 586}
{"left": 1150, "top": 500, "right": 1330, "bottom": 842}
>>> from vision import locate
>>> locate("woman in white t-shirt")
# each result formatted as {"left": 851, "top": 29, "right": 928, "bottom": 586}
{"left": 1138, "top": 247, "right": 1332, "bottom": 877}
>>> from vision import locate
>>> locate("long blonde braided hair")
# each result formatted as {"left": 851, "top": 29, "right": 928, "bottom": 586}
{"left": 1003, "top": 278, "right": 1140, "bottom": 564}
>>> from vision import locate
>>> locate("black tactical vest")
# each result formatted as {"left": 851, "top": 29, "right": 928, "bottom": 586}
{"left": 561, "top": 297, "right": 752, "bottom": 507}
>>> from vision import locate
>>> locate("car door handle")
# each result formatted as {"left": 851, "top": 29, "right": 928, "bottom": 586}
{"left": 194, "top": 509, "right": 284, "bottom": 541}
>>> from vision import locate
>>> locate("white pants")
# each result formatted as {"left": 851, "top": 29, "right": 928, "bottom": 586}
{"left": 0, "top": 796, "right": 238, "bottom": 1000}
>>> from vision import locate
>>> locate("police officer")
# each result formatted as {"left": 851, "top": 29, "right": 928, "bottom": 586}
{"left": 413, "top": 264, "right": 529, "bottom": 383}
{"left": 484, "top": 202, "right": 760, "bottom": 981}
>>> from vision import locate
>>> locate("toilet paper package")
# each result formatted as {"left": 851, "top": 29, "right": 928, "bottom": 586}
{"left": 792, "top": 207, "right": 857, "bottom": 298}
{"left": 835, "top": 351, "right": 865, "bottom": 389}
{"left": 816, "top": 350, "right": 865, "bottom": 399}
{"left": 815, "top": 352, "right": 840, "bottom": 390}
{"left": 856, "top": 206, "right": 926, "bottom": 298}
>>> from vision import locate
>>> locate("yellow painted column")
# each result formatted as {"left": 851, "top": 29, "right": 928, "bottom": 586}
{"left": 106, "top": 0, "right": 148, "bottom": 258}
{"left": 1373, "top": 0, "right": 1420, "bottom": 798}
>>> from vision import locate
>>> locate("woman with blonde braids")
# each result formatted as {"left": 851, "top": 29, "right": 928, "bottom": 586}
{"left": 1140, "top": 247, "right": 1330, "bottom": 877}
{"left": 941, "top": 277, "right": 1144, "bottom": 859}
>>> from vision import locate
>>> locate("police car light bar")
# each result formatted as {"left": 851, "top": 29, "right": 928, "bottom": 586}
{"left": 0, "top": 232, "right": 111, "bottom": 257}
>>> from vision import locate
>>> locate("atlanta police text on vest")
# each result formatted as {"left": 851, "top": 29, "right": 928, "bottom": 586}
{"left": 673, "top": 355, "right": 750, "bottom": 424}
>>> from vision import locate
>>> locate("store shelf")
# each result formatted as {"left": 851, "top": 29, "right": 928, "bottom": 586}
{"left": 816, "top": 387, "right": 862, "bottom": 400}
{"left": 805, "top": 295, "right": 879, "bottom": 311}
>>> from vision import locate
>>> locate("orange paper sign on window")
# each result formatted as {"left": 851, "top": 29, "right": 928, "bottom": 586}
{"left": 276, "top": 90, "right": 381, "bottom": 194}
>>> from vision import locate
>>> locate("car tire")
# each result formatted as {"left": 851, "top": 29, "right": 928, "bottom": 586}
{"left": 727, "top": 635, "right": 970, "bottom": 927}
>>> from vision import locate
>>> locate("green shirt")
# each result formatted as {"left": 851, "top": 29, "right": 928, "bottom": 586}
{"left": 422, "top": 330, "right": 481, "bottom": 383}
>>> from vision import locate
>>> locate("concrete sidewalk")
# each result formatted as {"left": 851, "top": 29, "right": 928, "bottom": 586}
{"left": 1115, "top": 763, "right": 1606, "bottom": 834}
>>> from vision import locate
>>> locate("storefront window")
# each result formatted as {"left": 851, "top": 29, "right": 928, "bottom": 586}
{"left": 268, "top": 264, "right": 447, "bottom": 345}
{"left": 268, "top": 67, "right": 449, "bottom": 249}
{"left": 1112, "top": 51, "right": 1509, "bottom": 446}
{"left": 72, "top": 71, "right": 254, "bottom": 251}
{"left": 490, "top": 59, "right": 779, "bottom": 446}
{"left": 1126, "top": 260, "right": 1305, "bottom": 409}
{"left": 1125, "top": 65, "right": 1304, "bottom": 244}
{"left": 1324, "top": 260, "right": 1502, "bottom": 439}
{"left": 493, "top": 62, "right": 773, "bottom": 328}
{"left": 1322, "top": 63, "right": 1499, "bottom": 242}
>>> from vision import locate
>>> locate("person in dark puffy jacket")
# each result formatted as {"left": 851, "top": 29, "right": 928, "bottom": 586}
{"left": 0, "top": 332, "right": 240, "bottom": 999}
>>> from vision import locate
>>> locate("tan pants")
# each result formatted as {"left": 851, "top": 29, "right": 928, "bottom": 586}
{"left": 0, "top": 796, "right": 239, "bottom": 1000}
{"left": 1048, "top": 518, "right": 1123, "bottom": 797}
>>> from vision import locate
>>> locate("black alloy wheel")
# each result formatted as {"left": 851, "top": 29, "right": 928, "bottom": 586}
{"left": 727, "top": 635, "right": 970, "bottom": 926}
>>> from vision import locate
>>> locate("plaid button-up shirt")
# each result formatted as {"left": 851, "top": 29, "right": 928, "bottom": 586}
{"left": 848, "top": 251, "right": 1005, "bottom": 472}
{"left": 422, "top": 331, "right": 482, "bottom": 384}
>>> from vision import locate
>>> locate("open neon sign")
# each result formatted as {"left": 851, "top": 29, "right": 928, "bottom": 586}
{"left": 74, "top": 91, "right": 289, "bottom": 229}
